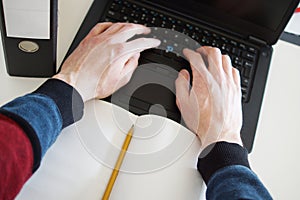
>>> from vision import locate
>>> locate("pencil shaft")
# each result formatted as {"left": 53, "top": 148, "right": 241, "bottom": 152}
{"left": 102, "top": 125, "right": 134, "bottom": 200}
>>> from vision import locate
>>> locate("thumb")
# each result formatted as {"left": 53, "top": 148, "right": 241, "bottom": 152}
{"left": 175, "top": 69, "right": 191, "bottom": 110}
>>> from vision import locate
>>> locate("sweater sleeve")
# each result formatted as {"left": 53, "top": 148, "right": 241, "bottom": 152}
{"left": 197, "top": 142, "right": 272, "bottom": 200}
{"left": 0, "top": 114, "right": 34, "bottom": 200}
{"left": 1, "top": 79, "right": 84, "bottom": 170}
{"left": 0, "top": 79, "right": 84, "bottom": 199}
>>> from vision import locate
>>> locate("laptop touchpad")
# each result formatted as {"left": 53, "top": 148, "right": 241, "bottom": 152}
{"left": 111, "top": 63, "right": 182, "bottom": 123}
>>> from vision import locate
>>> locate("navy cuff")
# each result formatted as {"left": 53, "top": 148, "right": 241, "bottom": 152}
{"left": 197, "top": 142, "right": 250, "bottom": 184}
{"left": 33, "top": 79, "right": 84, "bottom": 128}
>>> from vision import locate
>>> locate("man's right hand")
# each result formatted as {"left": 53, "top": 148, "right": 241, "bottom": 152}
{"left": 175, "top": 47, "right": 243, "bottom": 150}
{"left": 53, "top": 23, "right": 160, "bottom": 102}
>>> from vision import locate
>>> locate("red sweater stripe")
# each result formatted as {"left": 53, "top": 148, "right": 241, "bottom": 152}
{"left": 0, "top": 114, "right": 33, "bottom": 200}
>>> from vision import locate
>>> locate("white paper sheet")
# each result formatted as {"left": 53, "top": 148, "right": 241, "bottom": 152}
{"left": 2, "top": 0, "right": 50, "bottom": 39}
{"left": 285, "top": 3, "right": 300, "bottom": 36}
{"left": 16, "top": 100, "right": 205, "bottom": 200}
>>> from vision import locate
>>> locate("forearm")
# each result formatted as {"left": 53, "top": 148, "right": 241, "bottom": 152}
{"left": 0, "top": 79, "right": 84, "bottom": 199}
{"left": 197, "top": 142, "right": 272, "bottom": 200}
{"left": 1, "top": 79, "right": 84, "bottom": 166}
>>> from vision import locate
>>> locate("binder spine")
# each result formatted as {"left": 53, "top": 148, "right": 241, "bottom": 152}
{"left": 0, "top": 0, "right": 57, "bottom": 77}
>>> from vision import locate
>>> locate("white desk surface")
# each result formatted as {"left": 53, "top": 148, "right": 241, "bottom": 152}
{"left": 0, "top": 1, "right": 300, "bottom": 199}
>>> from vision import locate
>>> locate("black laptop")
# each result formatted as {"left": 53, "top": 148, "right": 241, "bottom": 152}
{"left": 65, "top": 0, "right": 299, "bottom": 152}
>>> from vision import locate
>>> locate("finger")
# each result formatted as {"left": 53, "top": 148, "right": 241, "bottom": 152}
{"left": 121, "top": 53, "right": 140, "bottom": 77}
{"left": 117, "top": 53, "right": 141, "bottom": 89}
{"left": 175, "top": 69, "right": 191, "bottom": 111}
{"left": 102, "top": 22, "right": 127, "bottom": 36}
{"left": 222, "top": 55, "right": 233, "bottom": 77}
{"left": 85, "top": 22, "right": 113, "bottom": 40}
{"left": 108, "top": 23, "right": 151, "bottom": 43}
{"left": 183, "top": 48, "right": 211, "bottom": 85}
{"left": 109, "top": 38, "right": 160, "bottom": 66}
{"left": 122, "top": 38, "right": 161, "bottom": 54}
{"left": 197, "top": 47, "right": 224, "bottom": 83}
{"left": 232, "top": 67, "right": 241, "bottom": 86}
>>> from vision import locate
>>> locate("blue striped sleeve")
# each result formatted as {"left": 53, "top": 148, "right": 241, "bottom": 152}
{"left": 197, "top": 142, "right": 272, "bottom": 199}
{"left": 206, "top": 165, "right": 272, "bottom": 200}
{"left": 0, "top": 79, "right": 84, "bottom": 171}
{"left": 2, "top": 94, "right": 62, "bottom": 158}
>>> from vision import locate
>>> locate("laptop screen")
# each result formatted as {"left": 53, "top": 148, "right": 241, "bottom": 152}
{"left": 188, "top": 0, "right": 292, "bottom": 31}
{"left": 144, "top": 0, "right": 299, "bottom": 44}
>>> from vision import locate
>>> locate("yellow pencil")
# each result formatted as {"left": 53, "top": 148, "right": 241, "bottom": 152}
{"left": 102, "top": 125, "right": 134, "bottom": 200}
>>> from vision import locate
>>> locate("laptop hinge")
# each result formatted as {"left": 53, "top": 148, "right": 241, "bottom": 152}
{"left": 249, "top": 36, "right": 267, "bottom": 46}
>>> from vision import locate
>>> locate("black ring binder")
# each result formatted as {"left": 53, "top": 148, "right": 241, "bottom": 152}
{"left": 0, "top": 0, "right": 57, "bottom": 77}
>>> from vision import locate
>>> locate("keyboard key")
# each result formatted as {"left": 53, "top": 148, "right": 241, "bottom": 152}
{"left": 201, "top": 36, "right": 210, "bottom": 45}
{"left": 242, "top": 78, "right": 249, "bottom": 87}
{"left": 245, "top": 61, "right": 254, "bottom": 68}
{"left": 241, "top": 87, "right": 247, "bottom": 94}
{"left": 104, "top": 17, "right": 117, "bottom": 22}
{"left": 243, "top": 67, "right": 252, "bottom": 78}
{"left": 203, "top": 30, "right": 211, "bottom": 37}
{"left": 232, "top": 47, "right": 241, "bottom": 56}
{"left": 212, "top": 33, "right": 220, "bottom": 40}
{"left": 232, "top": 57, "right": 243, "bottom": 67}
{"left": 107, "top": 10, "right": 121, "bottom": 19}
{"left": 242, "top": 52, "right": 256, "bottom": 61}
{"left": 110, "top": 3, "right": 121, "bottom": 11}
{"left": 230, "top": 40, "right": 238, "bottom": 46}
{"left": 248, "top": 47, "right": 258, "bottom": 54}
{"left": 221, "top": 37, "right": 229, "bottom": 43}
{"left": 239, "top": 43, "right": 247, "bottom": 50}
{"left": 221, "top": 44, "right": 231, "bottom": 54}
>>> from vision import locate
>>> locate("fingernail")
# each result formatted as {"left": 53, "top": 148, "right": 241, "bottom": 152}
{"left": 180, "top": 70, "right": 189, "bottom": 79}
{"left": 144, "top": 27, "right": 151, "bottom": 34}
{"left": 153, "top": 39, "right": 161, "bottom": 46}
{"left": 134, "top": 53, "right": 140, "bottom": 59}
{"left": 183, "top": 48, "right": 192, "bottom": 54}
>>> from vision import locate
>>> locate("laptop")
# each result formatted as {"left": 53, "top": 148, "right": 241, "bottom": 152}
{"left": 65, "top": 0, "right": 299, "bottom": 152}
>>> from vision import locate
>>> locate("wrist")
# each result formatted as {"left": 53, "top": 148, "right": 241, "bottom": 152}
{"left": 33, "top": 79, "right": 84, "bottom": 128}
{"left": 52, "top": 73, "right": 76, "bottom": 89}
{"left": 52, "top": 74, "right": 89, "bottom": 102}
{"left": 198, "top": 132, "right": 243, "bottom": 150}
{"left": 197, "top": 142, "right": 250, "bottom": 184}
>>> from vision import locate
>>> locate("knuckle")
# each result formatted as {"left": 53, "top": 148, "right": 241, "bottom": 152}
{"left": 223, "top": 54, "right": 231, "bottom": 60}
{"left": 124, "top": 23, "right": 137, "bottom": 29}
{"left": 90, "top": 23, "right": 100, "bottom": 32}
{"left": 209, "top": 47, "right": 221, "bottom": 54}
{"left": 114, "top": 22, "right": 124, "bottom": 27}
{"left": 105, "top": 36, "right": 114, "bottom": 44}
{"left": 233, "top": 67, "right": 240, "bottom": 74}
{"left": 115, "top": 43, "right": 126, "bottom": 53}
{"left": 80, "top": 37, "right": 91, "bottom": 47}
{"left": 95, "top": 22, "right": 103, "bottom": 28}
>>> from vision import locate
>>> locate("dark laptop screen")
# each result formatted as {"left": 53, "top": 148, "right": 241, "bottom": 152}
{"left": 149, "top": 0, "right": 294, "bottom": 31}
{"left": 190, "top": 0, "right": 292, "bottom": 31}
{"left": 144, "top": 0, "right": 298, "bottom": 44}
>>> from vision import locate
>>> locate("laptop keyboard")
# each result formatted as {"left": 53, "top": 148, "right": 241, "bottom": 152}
{"left": 104, "top": 0, "right": 259, "bottom": 102}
